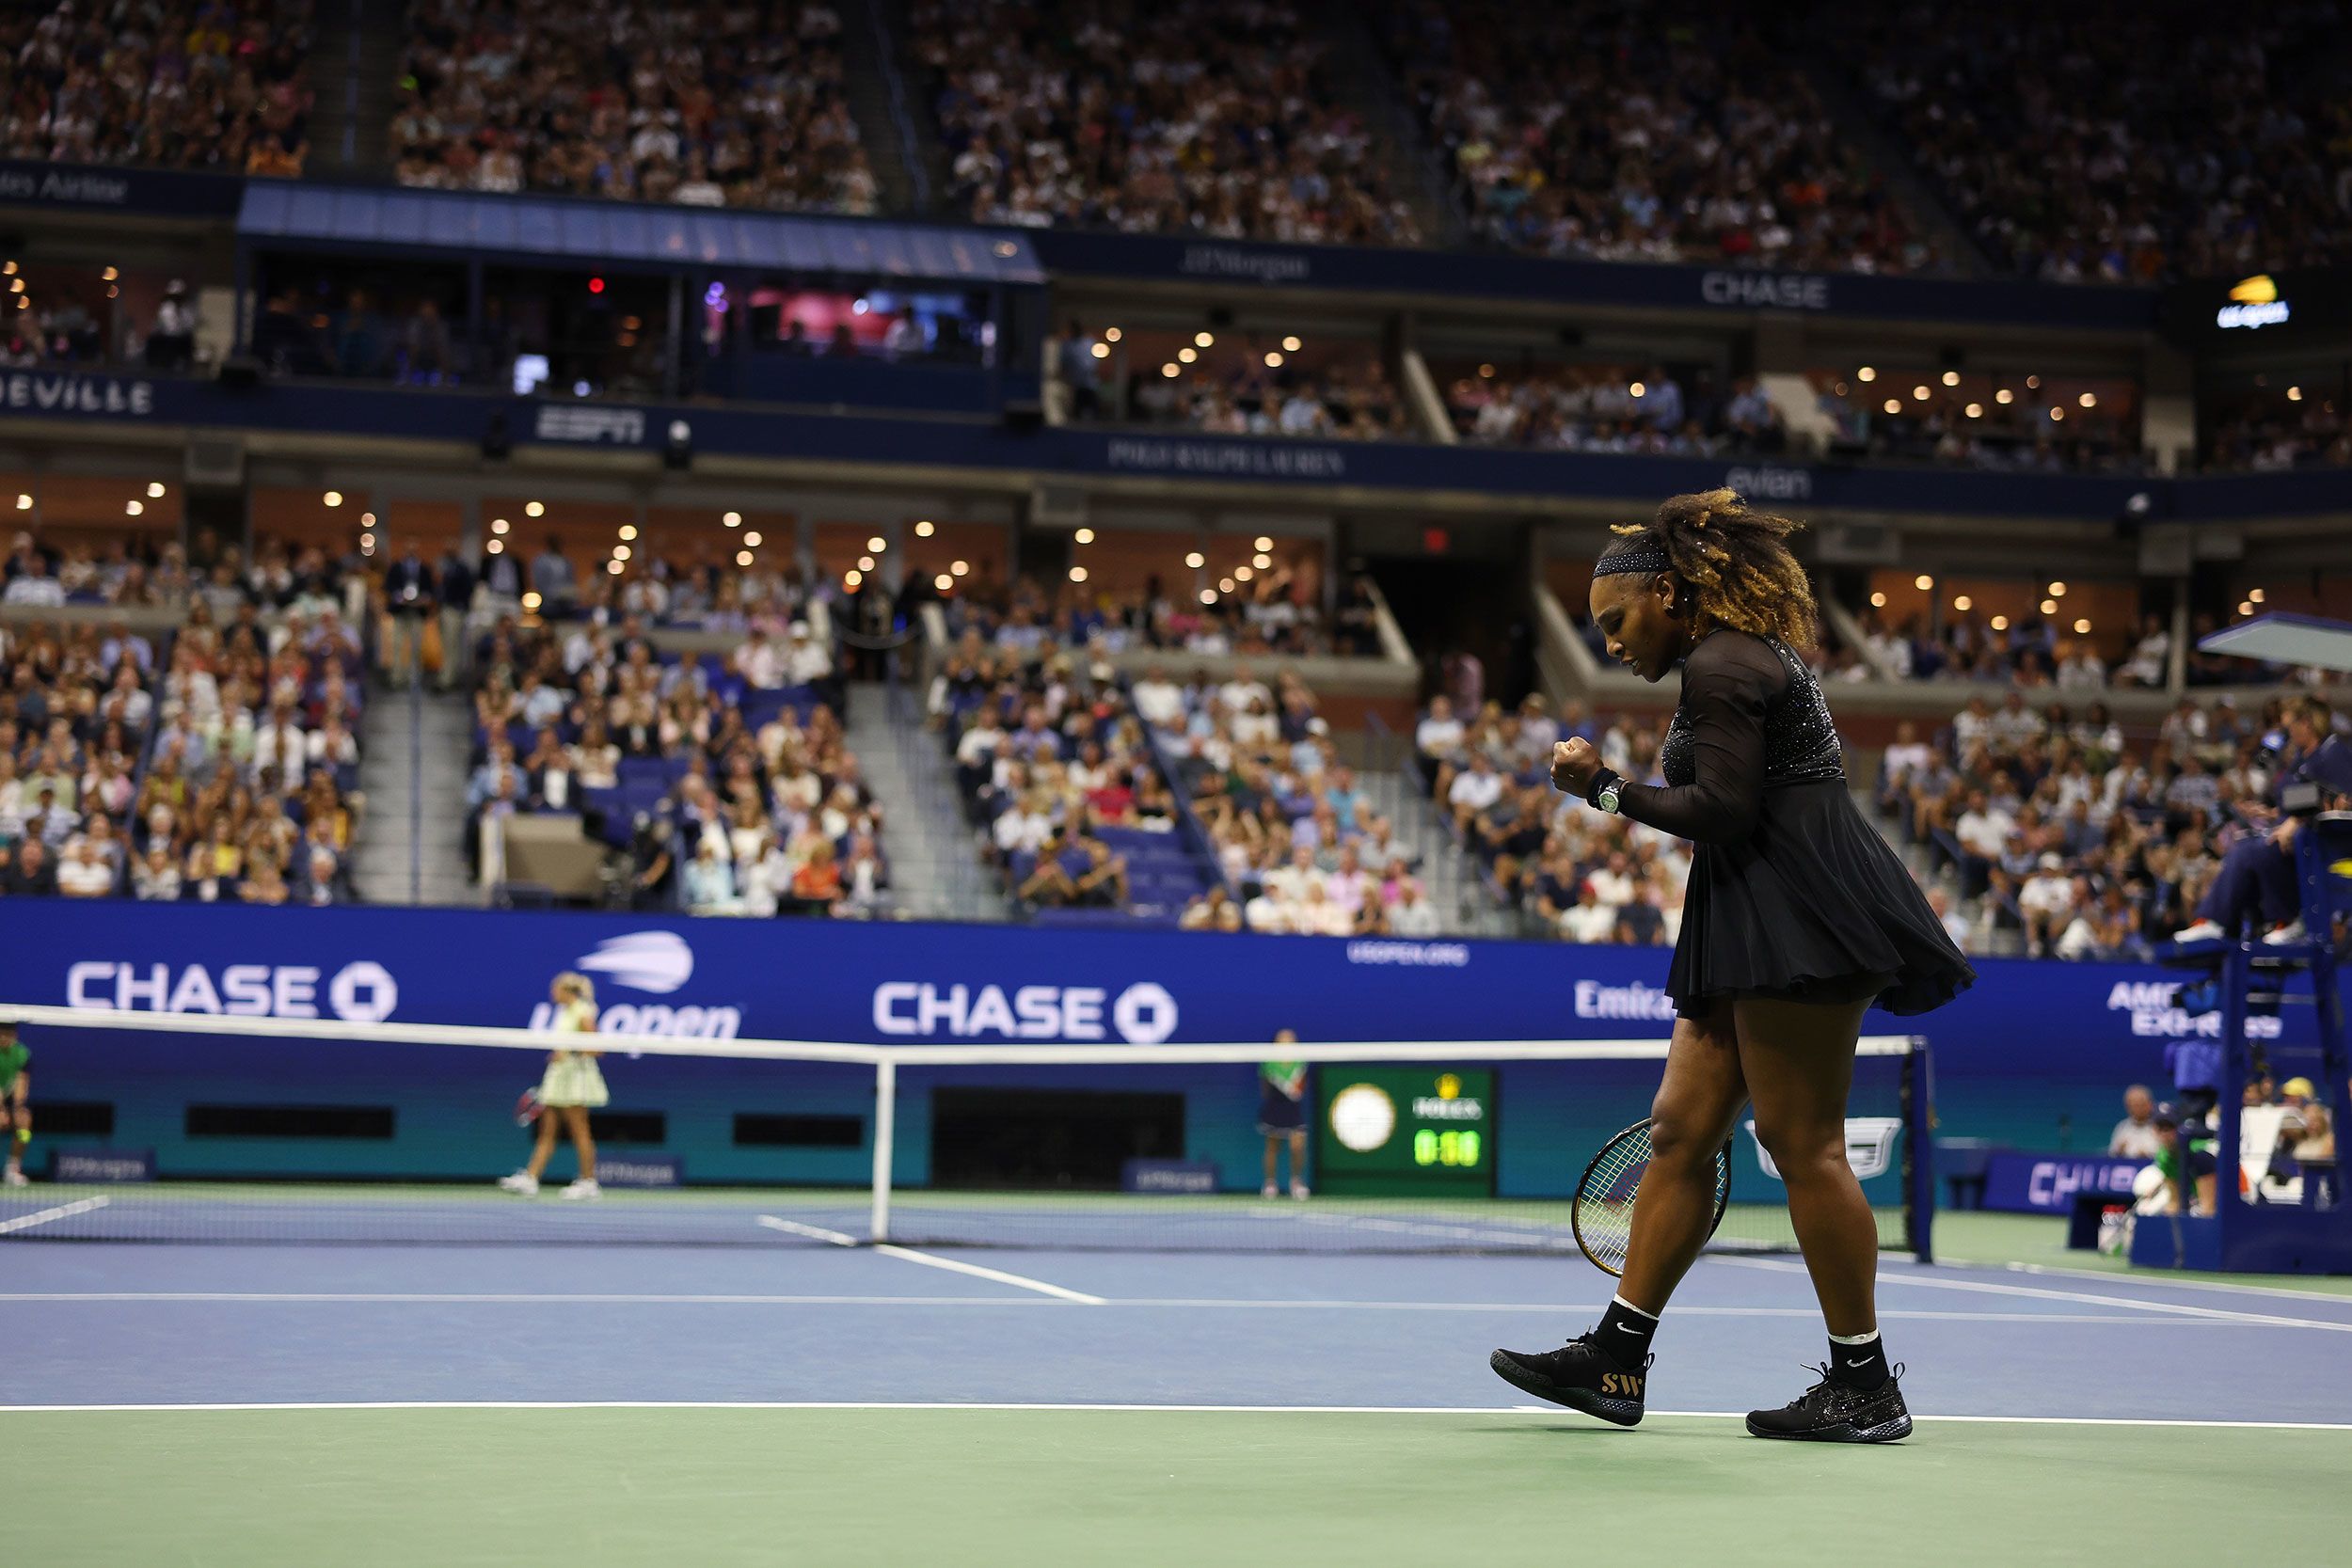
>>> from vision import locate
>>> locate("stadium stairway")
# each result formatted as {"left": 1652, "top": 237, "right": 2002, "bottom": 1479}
{"left": 841, "top": 0, "right": 926, "bottom": 213}
{"left": 349, "top": 683, "right": 475, "bottom": 907}
{"left": 1322, "top": 0, "right": 1463, "bottom": 245}
{"left": 847, "top": 680, "right": 1006, "bottom": 923}
{"left": 309, "top": 0, "right": 403, "bottom": 180}
{"left": 865, "top": 0, "right": 950, "bottom": 214}
{"left": 1357, "top": 761, "right": 1513, "bottom": 938}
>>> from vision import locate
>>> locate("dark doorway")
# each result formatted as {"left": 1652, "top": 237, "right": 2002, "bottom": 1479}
{"left": 1359, "top": 553, "right": 1534, "bottom": 707}
{"left": 930, "top": 1088, "right": 1185, "bottom": 1189}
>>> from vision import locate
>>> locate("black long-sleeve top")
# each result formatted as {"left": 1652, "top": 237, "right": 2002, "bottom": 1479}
{"left": 1613, "top": 630, "right": 1842, "bottom": 847}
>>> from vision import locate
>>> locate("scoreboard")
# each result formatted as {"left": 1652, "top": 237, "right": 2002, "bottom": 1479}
{"left": 1313, "top": 1068, "right": 1495, "bottom": 1196}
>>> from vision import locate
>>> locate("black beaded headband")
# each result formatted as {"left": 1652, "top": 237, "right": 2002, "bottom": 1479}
{"left": 1592, "top": 538, "right": 1672, "bottom": 578}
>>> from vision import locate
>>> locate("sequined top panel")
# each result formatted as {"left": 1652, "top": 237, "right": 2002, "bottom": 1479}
{"left": 1659, "top": 636, "right": 1845, "bottom": 788}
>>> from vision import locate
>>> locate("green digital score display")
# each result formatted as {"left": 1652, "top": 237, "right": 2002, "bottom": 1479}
{"left": 1314, "top": 1069, "right": 1495, "bottom": 1196}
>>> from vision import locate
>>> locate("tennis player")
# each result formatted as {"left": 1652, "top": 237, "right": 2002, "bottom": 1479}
{"left": 1259, "top": 1029, "right": 1310, "bottom": 1199}
{"left": 1490, "top": 490, "right": 1974, "bottom": 1442}
{"left": 500, "top": 973, "right": 608, "bottom": 1199}
{"left": 0, "top": 1022, "right": 29, "bottom": 1186}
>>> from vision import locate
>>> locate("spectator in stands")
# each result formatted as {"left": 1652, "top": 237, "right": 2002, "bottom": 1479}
{"left": 531, "top": 539, "right": 576, "bottom": 617}
{"left": 2109, "top": 1085, "right": 2161, "bottom": 1159}
{"left": 914, "top": 0, "right": 1419, "bottom": 244}
{"left": 146, "top": 282, "right": 199, "bottom": 372}
{"left": 381, "top": 539, "right": 437, "bottom": 689}
{"left": 395, "top": 0, "right": 876, "bottom": 213}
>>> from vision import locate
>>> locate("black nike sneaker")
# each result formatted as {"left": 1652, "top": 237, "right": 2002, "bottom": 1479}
{"left": 1744, "top": 1365, "right": 1913, "bottom": 1443}
{"left": 1488, "top": 1333, "right": 1651, "bottom": 1427}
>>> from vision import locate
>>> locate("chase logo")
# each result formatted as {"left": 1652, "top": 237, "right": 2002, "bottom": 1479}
{"left": 576, "top": 931, "right": 694, "bottom": 995}
{"left": 871, "top": 980, "right": 1180, "bottom": 1044}
{"left": 2217, "top": 275, "right": 2291, "bottom": 330}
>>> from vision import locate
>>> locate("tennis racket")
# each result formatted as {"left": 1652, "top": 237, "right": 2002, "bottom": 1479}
{"left": 1570, "top": 1118, "right": 1732, "bottom": 1278}
{"left": 514, "top": 1088, "right": 544, "bottom": 1128}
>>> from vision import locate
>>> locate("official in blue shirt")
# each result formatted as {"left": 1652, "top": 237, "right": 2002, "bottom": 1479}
{"left": 2174, "top": 695, "right": 2345, "bottom": 945}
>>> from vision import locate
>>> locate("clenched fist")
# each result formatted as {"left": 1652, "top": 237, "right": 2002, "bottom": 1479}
{"left": 1551, "top": 737, "right": 1601, "bottom": 797}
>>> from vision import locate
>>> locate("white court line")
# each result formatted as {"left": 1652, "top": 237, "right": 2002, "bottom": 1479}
{"left": 1717, "top": 1256, "right": 2352, "bottom": 1334}
{"left": 755, "top": 1215, "right": 1104, "bottom": 1305}
{"left": 0, "top": 1291, "right": 2320, "bottom": 1327}
{"left": 0, "top": 1196, "right": 109, "bottom": 1235}
{"left": 4, "top": 1400, "right": 2349, "bottom": 1431}
{"left": 1981, "top": 1259, "right": 2352, "bottom": 1307}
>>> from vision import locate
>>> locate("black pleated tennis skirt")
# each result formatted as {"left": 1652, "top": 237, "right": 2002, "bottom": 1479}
{"left": 1666, "top": 780, "right": 1976, "bottom": 1017}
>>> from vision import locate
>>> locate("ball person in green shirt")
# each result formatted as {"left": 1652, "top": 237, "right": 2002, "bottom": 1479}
{"left": 1259, "top": 1029, "right": 1310, "bottom": 1200}
{"left": 0, "top": 1022, "right": 31, "bottom": 1186}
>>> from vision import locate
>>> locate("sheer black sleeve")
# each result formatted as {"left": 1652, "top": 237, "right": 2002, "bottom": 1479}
{"left": 1614, "top": 633, "right": 1786, "bottom": 846}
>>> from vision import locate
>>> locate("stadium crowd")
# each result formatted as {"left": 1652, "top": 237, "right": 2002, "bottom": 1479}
{"left": 1, "top": 532, "right": 366, "bottom": 908}
{"left": 460, "top": 568, "right": 884, "bottom": 916}
{"left": 910, "top": 0, "right": 1419, "bottom": 242}
{"left": 393, "top": 0, "right": 878, "bottom": 211}
{"left": 0, "top": 0, "right": 312, "bottom": 175}
{"left": 1382, "top": 0, "right": 1935, "bottom": 272}
{"left": 1812, "top": 374, "right": 2144, "bottom": 473}
{"left": 2201, "top": 393, "right": 2351, "bottom": 473}
{"left": 1446, "top": 365, "right": 1788, "bottom": 454}
{"left": 1831, "top": 0, "right": 2352, "bottom": 281}
{"left": 1125, "top": 354, "right": 1415, "bottom": 442}
{"left": 939, "top": 575, "right": 1378, "bottom": 660}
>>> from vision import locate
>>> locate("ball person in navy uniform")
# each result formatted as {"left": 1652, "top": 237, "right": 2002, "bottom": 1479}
{"left": 1490, "top": 490, "right": 1974, "bottom": 1442}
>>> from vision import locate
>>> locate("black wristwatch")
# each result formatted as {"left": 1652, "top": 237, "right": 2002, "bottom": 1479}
{"left": 1586, "top": 767, "right": 1626, "bottom": 815}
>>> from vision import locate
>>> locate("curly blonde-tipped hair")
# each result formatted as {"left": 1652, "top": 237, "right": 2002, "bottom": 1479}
{"left": 1610, "top": 487, "right": 1818, "bottom": 650}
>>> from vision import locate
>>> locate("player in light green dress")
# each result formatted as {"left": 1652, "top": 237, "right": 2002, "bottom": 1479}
{"left": 0, "top": 1022, "right": 29, "bottom": 1186}
{"left": 500, "top": 974, "right": 608, "bottom": 1199}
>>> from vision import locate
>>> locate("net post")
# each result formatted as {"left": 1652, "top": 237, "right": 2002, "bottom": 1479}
{"left": 1906, "top": 1035, "right": 1935, "bottom": 1264}
{"left": 870, "top": 1055, "right": 897, "bottom": 1243}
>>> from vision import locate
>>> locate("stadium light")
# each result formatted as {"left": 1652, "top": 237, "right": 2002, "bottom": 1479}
{"left": 1264, "top": 353, "right": 1283, "bottom": 368}
{"left": 125, "top": 500, "right": 142, "bottom": 516}
{"left": 914, "top": 520, "right": 934, "bottom": 537}
{"left": 1185, "top": 552, "right": 1205, "bottom": 569}
{"left": 1178, "top": 347, "right": 1197, "bottom": 365}
{"left": 1996, "top": 388, "right": 2014, "bottom": 404}
{"left": 1074, "top": 528, "right": 1094, "bottom": 544}
{"left": 1235, "top": 566, "right": 1254, "bottom": 582}
{"left": 1869, "top": 592, "right": 1886, "bottom": 608}
{"left": 858, "top": 555, "right": 876, "bottom": 572}
{"left": 612, "top": 546, "right": 630, "bottom": 562}
{"left": 1282, "top": 336, "right": 1301, "bottom": 353}
{"left": 1857, "top": 366, "right": 1876, "bottom": 381}
{"left": 1200, "top": 589, "right": 1216, "bottom": 604}
{"left": 523, "top": 593, "right": 542, "bottom": 611}
{"left": 1941, "top": 371, "right": 1960, "bottom": 387}
{"left": 1915, "top": 575, "right": 1933, "bottom": 591}
{"left": 934, "top": 574, "right": 953, "bottom": 592}
{"left": 2048, "top": 581, "right": 2067, "bottom": 595}
{"left": 1252, "top": 553, "right": 1271, "bottom": 569}
{"left": 867, "top": 536, "right": 886, "bottom": 552}
{"left": 323, "top": 490, "right": 342, "bottom": 507}
{"left": 1069, "top": 567, "right": 1089, "bottom": 583}
{"left": 2026, "top": 375, "right": 2042, "bottom": 389}
{"left": 743, "top": 531, "right": 763, "bottom": 547}
{"left": 491, "top": 518, "right": 510, "bottom": 535}
{"left": 2079, "top": 392, "right": 2097, "bottom": 408}
{"left": 2250, "top": 589, "right": 2266, "bottom": 604}
{"left": 1091, "top": 343, "right": 1110, "bottom": 359}
{"left": 1990, "top": 615, "right": 2009, "bottom": 631}
{"left": 1883, "top": 399, "right": 1900, "bottom": 415}
{"left": 526, "top": 500, "right": 545, "bottom": 517}
{"left": 2074, "top": 618, "right": 2091, "bottom": 634}
{"left": 1964, "top": 403, "right": 1983, "bottom": 419}
{"left": 147, "top": 482, "right": 165, "bottom": 498}
{"left": 845, "top": 569, "right": 863, "bottom": 589}
{"left": 12, "top": 494, "right": 27, "bottom": 510}
{"left": 1161, "top": 363, "right": 1180, "bottom": 378}
{"left": 2050, "top": 408, "right": 2065, "bottom": 421}
{"left": 951, "top": 561, "right": 969, "bottom": 577}
{"left": 619, "top": 525, "right": 637, "bottom": 541}
{"left": 1104, "top": 328, "right": 1122, "bottom": 342}
{"left": 2287, "top": 387, "right": 2303, "bottom": 402}
{"left": 1194, "top": 331, "right": 1214, "bottom": 348}
{"left": 607, "top": 561, "right": 624, "bottom": 576}
{"left": 1953, "top": 595, "right": 1971, "bottom": 611}
{"left": 360, "top": 512, "right": 375, "bottom": 526}
{"left": 723, "top": 512, "right": 741, "bottom": 527}
{"left": 2041, "top": 598, "right": 2058, "bottom": 614}
{"left": 1254, "top": 535, "right": 1272, "bottom": 550}
{"left": 736, "top": 550, "right": 754, "bottom": 567}
{"left": 1912, "top": 385, "right": 1930, "bottom": 401}
{"left": 486, "top": 540, "right": 504, "bottom": 555}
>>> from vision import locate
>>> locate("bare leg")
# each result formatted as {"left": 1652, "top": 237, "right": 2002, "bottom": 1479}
{"left": 564, "top": 1105, "right": 596, "bottom": 1182}
{"left": 1734, "top": 995, "right": 1877, "bottom": 1337}
{"left": 1615, "top": 999, "right": 1747, "bottom": 1316}
{"left": 1263, "top": 1135, "right": 1279, "bottom": 1189}
{"left": 1288, "top": 1130, "right": 1308, "bottom": 1190}
{"left": 523, "top": 1110, "right": 560, "bottom": 1179}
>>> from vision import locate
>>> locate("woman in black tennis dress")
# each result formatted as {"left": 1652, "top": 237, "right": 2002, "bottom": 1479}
{"left": 1490, "top": 489, "right": 1973, "bottom": 1443}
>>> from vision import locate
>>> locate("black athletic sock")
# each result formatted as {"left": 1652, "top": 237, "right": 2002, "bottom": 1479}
{"left": 1828, "top": 1330, "right": 1889, "bottom": 1390}
{"left": 1596, "top": 1296, "right": 1660, "bottom": 1365}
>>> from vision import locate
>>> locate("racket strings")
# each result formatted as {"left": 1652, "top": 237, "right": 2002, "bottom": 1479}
{"left": 1571, "top": 1122, "right": 1732, "bottom": 1278}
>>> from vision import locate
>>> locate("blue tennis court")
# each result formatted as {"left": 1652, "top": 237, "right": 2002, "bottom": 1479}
{"left": 10, "top": 1213, "right": 2352, "bottom": 1565}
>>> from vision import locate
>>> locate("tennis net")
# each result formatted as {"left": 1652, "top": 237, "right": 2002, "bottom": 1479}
{"left": 0, "top": 1006, "right": 1931, "bottom": 1258}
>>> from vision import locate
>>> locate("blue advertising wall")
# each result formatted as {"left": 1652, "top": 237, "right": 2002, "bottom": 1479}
{"left": 0, "top": 900, "right": 2318, "bottom": 1195}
